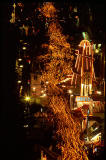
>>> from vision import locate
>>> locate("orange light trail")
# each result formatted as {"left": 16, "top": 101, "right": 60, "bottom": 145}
{"left": 38, "top": 3, "right": 88, "bottom": 159}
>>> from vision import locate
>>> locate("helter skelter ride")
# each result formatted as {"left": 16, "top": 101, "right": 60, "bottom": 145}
{"left": 69, "top": 38, "right": 96, "bottom": 120}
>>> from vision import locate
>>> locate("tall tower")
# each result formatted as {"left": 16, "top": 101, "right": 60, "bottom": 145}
{"left": 79, "top": 40, "right": 95, "bottom": 96}
{"left": 74, "top": 39, "right": 95, "bottom": 96}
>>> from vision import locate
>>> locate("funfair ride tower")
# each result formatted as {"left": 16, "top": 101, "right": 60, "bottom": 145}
{"left": 75, "top": 40, "right": 95, "bottom": 97}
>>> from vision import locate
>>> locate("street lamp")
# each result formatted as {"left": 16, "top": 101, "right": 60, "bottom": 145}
{"left": 96, "top": 91, "right": 102, "bottom": 95}
{"left": 67, "top": 90, "right": 74, "bottom": 110}
{"left": 24, "top": 96, "right": 31, "bottom": 113}
{"left": 25, "top": 96, "right": 31, "bottom": 101}
{"left": 22, "top": 46, "right": 27, "bottom": 50}
{"left": 67, "top": 89, "right": 72, "bottom": 94}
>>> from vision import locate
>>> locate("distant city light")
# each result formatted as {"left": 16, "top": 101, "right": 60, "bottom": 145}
{"left": 17, "top": 80, "right": 21, "bottom": 83}
{"left": 73, "top": 7, "right": 77, "bottom": 12}
{"left": 67, "top": 90, "right": 72, "bottom": 94}
{"left": 41, "top": 108, "right": 43, "bottom": 112}
{"left": 93, "top": 127, "right": 98, "bottom": 131}
{"left": 18, "top": 58, "right": 22, "bottom": 61}
{"left": 62, "top": 85, "right": 66, "bottom": 88}
{"left": 20, "top": 86, "right": 23, "bottom": 89}
{"left": 93, "top": 44, "right": 96, "bottom": 50}
{"left": 46, "top": 81, "right": 49, "bottom": 84}
{"left": 24, "top": 42, "right": 28, "bottom": 45}
{"left": 75, "top": 16, "right": 78, "bottom": 19}
{"left": 91, "top": 133, "right": 101, "bottom": 142}
{"left": 41, "top": 90, "right": 44, "bottom": 93}
{"left": 22, "top": 46, "right": 27, "bottom": 50}
{"left": 40, "top": 93, "right": 47, "bottom": 97}
{"left": 32, "top": 87, "right": 36, "bottom": 91}
{"left": 96, "top": 91, "right": 102, "bottom": 95}
{"left": 98, "top": 44, "right": 101, "bottom": 48}
{"left": 95, "top": 49, "right": 99, "bottom": 53}
{"left": 20, "top": 65, "right": 23, "bottom": 68}
{"left": 24, "top": 124, "right": 29, "bottom": 128}
{"left": 20, "top": 40, "right": 23, "bottom": 42}
{"left": 94, "top": 148, "right": 97, "bottom": 152}
{"left": 25, "top": 96, "right": 31, "bottom": 101}
{"left": 60, "top": 78, "right": 71, "bottom": 83}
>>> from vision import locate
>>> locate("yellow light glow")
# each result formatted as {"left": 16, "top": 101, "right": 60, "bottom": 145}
{"left": 24, "top": 124, "right": 29, "bottom": 128}
{"left": 24, "top": 42, "right": 27, "bottom": 45}
{"left": 96, "top": 91, "right": 102, "bottom": 95}
{"left": 68, "top": 90, "right": 72, "bottom": 94}
{"left": 25, "top": 96, "right": 31, "bottom": 101}
{"left": 91, "top": 133, "right": 101, "bottom": 142}
{"left": 20, "top": 65, "right": 23, "bottom": 68}
{"left": 41, "top": 90, "right": 44, "bottom": 93}
{"left": 98, "top": 44, "right": 101, "bottom": 48}
{"left": 60, "top": 78, "right": 71, "bottom": 83}
{"left": 22, "top": 46, "right": 27, "bottom": 50}
{"left": 18, "top": 80, "right": 21, "bottom": 83}
{"left": 40, "top": 93, "right": 47, "bottom": 97}
{"left": 18, "top": 58, "right": 22, "bottom": 61}
{"left": 89, "top": 84, "right": 92, "bottom": 87}
{"left": 20, "top": 40, "right": 23, "bottom": 42}
{"left": 62, "top": 85, "right": 66, "bottom": 88}
{"left": 95, "top": 49, "right": 99, "bottom": 53}
{"left": 32, "top": 87, "right": 36, "bottom": 91}
{"left": 46, "top": 81, "right": 49, "bottom": 84}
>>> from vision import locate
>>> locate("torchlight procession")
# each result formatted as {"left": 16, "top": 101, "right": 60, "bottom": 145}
{"left": 1, "top": 2, "right": 105, "bottom": 160}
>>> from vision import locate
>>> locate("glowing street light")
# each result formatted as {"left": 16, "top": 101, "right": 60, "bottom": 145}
{"left": 18, "top": 58, "right": 22, "bottom": 61}
{"left": 25, "top": 96, "right": 31, "bottom": 101}
{"left": 95, "top": 49, "right": 99, "bottom": 53}
{"left": 20, "top": 65, "right": 23, "bottom": 68}
{"left": 46, "top": 81, "right": 49, "bottom": 84}
{"left": 60, "top": 78, "right": 71, "bottom": 83}
{"left": 96, "top": 91, "right": 102, "bottom": 95}
{"left": 41, "top": 90, "right": 44, "bottom": 93}
{"left": 32, "top": 87, "right": 36, "bottom": 91}
{"left": 40, "top": 93, "right": 47, "bottom": 98}
{"left": 62, "top": 85, "right": 66, "bottom": 88}
{"left": 67, "top": 89, "right": 72, "bottom": 94}
{"left": 98, "top": 44, "right": 101, "bottom": 48}
{"left": 17, "top": 80, "right": 21, "bottom": 83}
{"left": 22, "top": 46, "right": 27, "bottom": 50}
